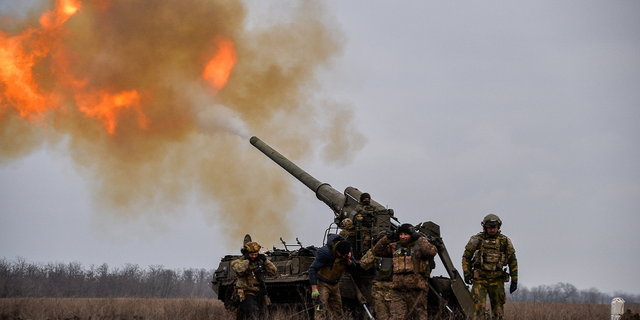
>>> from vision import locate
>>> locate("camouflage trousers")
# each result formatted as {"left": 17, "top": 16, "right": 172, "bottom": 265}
{"left": 389, "top": 288, "right": 429, "bottom": 320}
{"left": 371, "top": 280, "right": 393, "bottom": 320}
{"left": 314, "top": 281, "right": 344, "bottom": 320}
{"left": 471, "top": 277, "right": 506, "bottom": 320}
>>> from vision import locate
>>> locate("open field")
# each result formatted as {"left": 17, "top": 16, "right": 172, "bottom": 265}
{"left": 0, "top": 298, "right": 638, "bottom": 320}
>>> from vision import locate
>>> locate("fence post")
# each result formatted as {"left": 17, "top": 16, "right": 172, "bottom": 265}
{"left": 611, "top": 297, "right": 624, "bottom": 320}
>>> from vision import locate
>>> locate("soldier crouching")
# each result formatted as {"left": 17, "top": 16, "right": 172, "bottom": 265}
{"left": 373, "top": 223, "right": 438, "bottom": 320}
{"left": 231, "top": 241, "right": 277, "bottom": 320}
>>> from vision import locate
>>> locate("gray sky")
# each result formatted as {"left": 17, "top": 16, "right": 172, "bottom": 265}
{"left": 1, "top": 1, "right": 639, "bottom": 296}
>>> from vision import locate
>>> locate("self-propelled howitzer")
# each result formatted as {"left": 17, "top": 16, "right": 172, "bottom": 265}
{"left": 211, "top": 136, "right": 472, "bottom": 319}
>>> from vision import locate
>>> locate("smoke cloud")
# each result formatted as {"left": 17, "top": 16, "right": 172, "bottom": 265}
{"left": 0, "top": 0, "right": 365, "bottom": 247}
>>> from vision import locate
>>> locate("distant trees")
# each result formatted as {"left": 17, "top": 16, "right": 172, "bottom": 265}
{"left": 508, "top": 282, "right": 640, "bottom": 304}
{"left": 0, "top": 257, "right": 216, "bottom": 298}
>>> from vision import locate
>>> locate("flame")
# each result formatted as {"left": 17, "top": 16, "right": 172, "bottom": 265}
{"left": 75, "top": 88, "right": 149, "bottom": 135}
{"left": 39, "top": 0, "right": 82, "bottom": 30}
{"left": 0, "top": 30, "right": 56, "bottom": 121}
{"left": 202, "top": 36, "right": 237, "bottom": 92}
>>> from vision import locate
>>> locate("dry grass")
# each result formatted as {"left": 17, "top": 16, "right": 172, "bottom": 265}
{"left": 0, "top": 298, "right": 638, "bottom": 320}
{"left": 504, "top": 301, "right": 640, "bottom": 320}
{"left": 0, "top": 298, "right": 233, "bottom": 320}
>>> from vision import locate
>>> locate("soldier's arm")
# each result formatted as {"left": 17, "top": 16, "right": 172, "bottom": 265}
{"left": 359, "top": 249, "right": 376, "bottom": 271}
{"left": 461, "top": 237, "right": 479, "bottom": 276}
{"left": 505, "top": 237, "right": 518, "bottom": 282}
{"left": 264, "top": 259, "right": 278, "bottom": 277}
{"left": 231, "top": 258, "right": 250, "bottom": 276}
{"left": 416, "top": 237, "right": 438, "bottom": 260}
{"left": 372, "top": 235, "right": 393, "bottom": 257}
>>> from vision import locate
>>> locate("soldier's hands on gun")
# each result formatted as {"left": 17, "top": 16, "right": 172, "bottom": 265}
{"left": 259, "top": 254, "right": 267, "bottom": 262}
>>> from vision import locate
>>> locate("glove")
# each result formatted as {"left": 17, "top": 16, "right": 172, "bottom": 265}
{"left": 411, "top": 232, "right": 422, "bottom": 241}
{"left": 386, "top": 231, "right": 398, "bottom": 242}
{"left": 258, "top": 254, "right": 267, "bottom": 262}
{"left": 510, "top": 281, "right": 518, "bottom": 294}
{"left": 311, "top": 289, "right": 319, "bottom": 300}
{"left": 464, "top": 274, "right": 473, "bottom": 285}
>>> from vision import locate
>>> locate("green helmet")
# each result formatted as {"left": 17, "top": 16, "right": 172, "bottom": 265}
{"left": 481, "top": 214, "right": 502, "bottom": 228}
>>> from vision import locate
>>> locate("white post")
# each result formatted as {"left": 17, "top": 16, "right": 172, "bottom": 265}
{"left": 611, "top": 297, "right": 625, "bottom": 320}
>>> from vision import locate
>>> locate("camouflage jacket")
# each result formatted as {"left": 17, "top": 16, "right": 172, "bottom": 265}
{"left": 231, "top": 256, "right": 277, "bottom": 292}
{"left": 462, "top": 231, "right": 518, "bottom": 282}
{"left": 373, "top": 235, "right": 437, "bottom": 290}
{"left": 354, "top": 204, "right": 376, "bottom": 228}
{"left": 360, "top": 248, "right": 393, "bottom": 282}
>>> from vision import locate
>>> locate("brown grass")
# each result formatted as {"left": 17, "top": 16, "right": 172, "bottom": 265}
{"left": 0, "top": 298, "right": 638, "bottom": 320}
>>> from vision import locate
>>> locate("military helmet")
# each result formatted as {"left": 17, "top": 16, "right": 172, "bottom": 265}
{"left": 481, "top": 214, "right": 502, "bottom": 228}
{"left": 341, "top": 218, "right": 354, "bottom": 230}
{"left": 244, "top": 241, "right": 262, "bottom": 253}
{"left": 360, "top": 192, "right": 371, "bottom": 202}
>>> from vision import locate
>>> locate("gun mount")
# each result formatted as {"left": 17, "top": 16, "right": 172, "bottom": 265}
{"left": 211, "top": 136, "right": 474, "bottom": 319}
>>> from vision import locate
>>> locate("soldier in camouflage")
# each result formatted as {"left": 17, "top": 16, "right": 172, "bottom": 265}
{"left": 353, "top": 192, "right": 375, "bottom": 255}
{"left": 359, "top": 240, "right": 393, "bottom": 320}
{"left": 462, "top": 214, "right": 518, "bottom": 320}
{"left": 230, "top": 241, "right": 277, "bottom": 320}
{"left": 373, "top": 223, "right": 438, "bottom": 320}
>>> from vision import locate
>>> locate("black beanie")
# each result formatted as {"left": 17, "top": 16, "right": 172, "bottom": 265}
{"left": 335, "top": 241, "right": 351, "bottom": 256}
{"left": 397, "top": 223, "right": 414, "bottom": 235}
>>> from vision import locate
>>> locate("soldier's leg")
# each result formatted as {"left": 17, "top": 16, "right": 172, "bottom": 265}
{"left": 471, "top": 279, "right": 489, "bottom": 320}
{"left": 410, "top": 289, "right": 430, "bottom": 320}
{"left": 487, "top": 280, "right": 506, "bottom": 320}
{"left": 371, "top": 282, "right": 392, "bottom": 320}
{"left": 240, "top": 293, "right": 259, "bottom": 320}
{"left": 314, "top": 282, "right": 331, "bottom": 320}
{"left": 389, "top": 290, "right": 408, "bottom": 320}
{"left": 326, "top": 282, "right": 344, "bottom": 320}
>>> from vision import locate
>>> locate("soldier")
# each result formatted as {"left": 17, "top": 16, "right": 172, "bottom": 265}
{"left": 309, "top": 234, "right": 358, "bottom": 320}
{"left": 353, "top": 192, "right": 375, "bottom": 255}
{"left": 373, "top": 223, "right": 438, "bottom": 320}
{"left": 230, "top": 241, "right": 277, "bottom": 320}
{"left": 359, "top": 240, "right": 393, "bottom": 320}
{"left": 462, "top": 214, "right": 518, "bottom": 320}
{"left": 339, "top": 218, "right": 356, "bottom": 239}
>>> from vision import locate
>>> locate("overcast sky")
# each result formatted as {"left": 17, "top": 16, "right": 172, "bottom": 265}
{"left": 1, "top": 0, "right": 639, "bottom": 296}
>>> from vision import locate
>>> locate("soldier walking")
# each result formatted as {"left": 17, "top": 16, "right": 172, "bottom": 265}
{"left": 359, "top": 244, "right": 393, "bottom": 320}
{"left": 231, "top": 241, "right": 277, "bottom": 320}
{"left": 373, "top": 223, "right": 438, "bottom": 320}
{"left": 462, "top": 214, "right": 518, "bottom": 320}
{"left": 308, "top": 234, "right": 358, "bottom": 320}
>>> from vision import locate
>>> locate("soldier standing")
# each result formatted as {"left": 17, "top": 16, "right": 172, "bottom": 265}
{"left": 353, "top": 192, "right": 375, "bottom": 255}
{"left": 230, "top": 241, "right": 277, "bottom": 320}
{"left": 373, "top": 223, "right": 438, "bottom": 320}
{"left": 309, "top": 234, "right": 358, "bottom": 320}
{"left": 359, "top": 245, "right": 393, "bottom": 320}
{"left": 462, "top": 214, "right": 518, "bottom": 320}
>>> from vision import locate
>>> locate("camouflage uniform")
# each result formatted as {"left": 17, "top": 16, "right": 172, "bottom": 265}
{"left": 231, "top": 242, "right": 277, "bottom": 320}
{"left": 462, "top": 230, "right": 518, "bottom": 320}
{"left": 353, "top": 202, "right": 376, "bottom": 255}
{"left": 373, "top": 231, "right": 438, "bottom": 320}
{"left": 360, "top": 249, "right": 393, "bottom": 320}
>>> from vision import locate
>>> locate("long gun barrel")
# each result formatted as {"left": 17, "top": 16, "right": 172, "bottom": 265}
{"left": 250, "top": 136, "right": 347, "bottom": 217}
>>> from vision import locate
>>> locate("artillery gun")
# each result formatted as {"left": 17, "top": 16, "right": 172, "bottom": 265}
{"left": 211, "top": 136, "right": 474, "bottom": 318}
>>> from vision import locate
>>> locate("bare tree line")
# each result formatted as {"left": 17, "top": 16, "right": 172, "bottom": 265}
{"left": 508, "top": 282, "right": 640, "bottom": 304}
{"left": 0, "top": 257, "right": 215, "bottom": 298}
{"left": 2, "top": 257, "right": 638, "bottom": 305}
